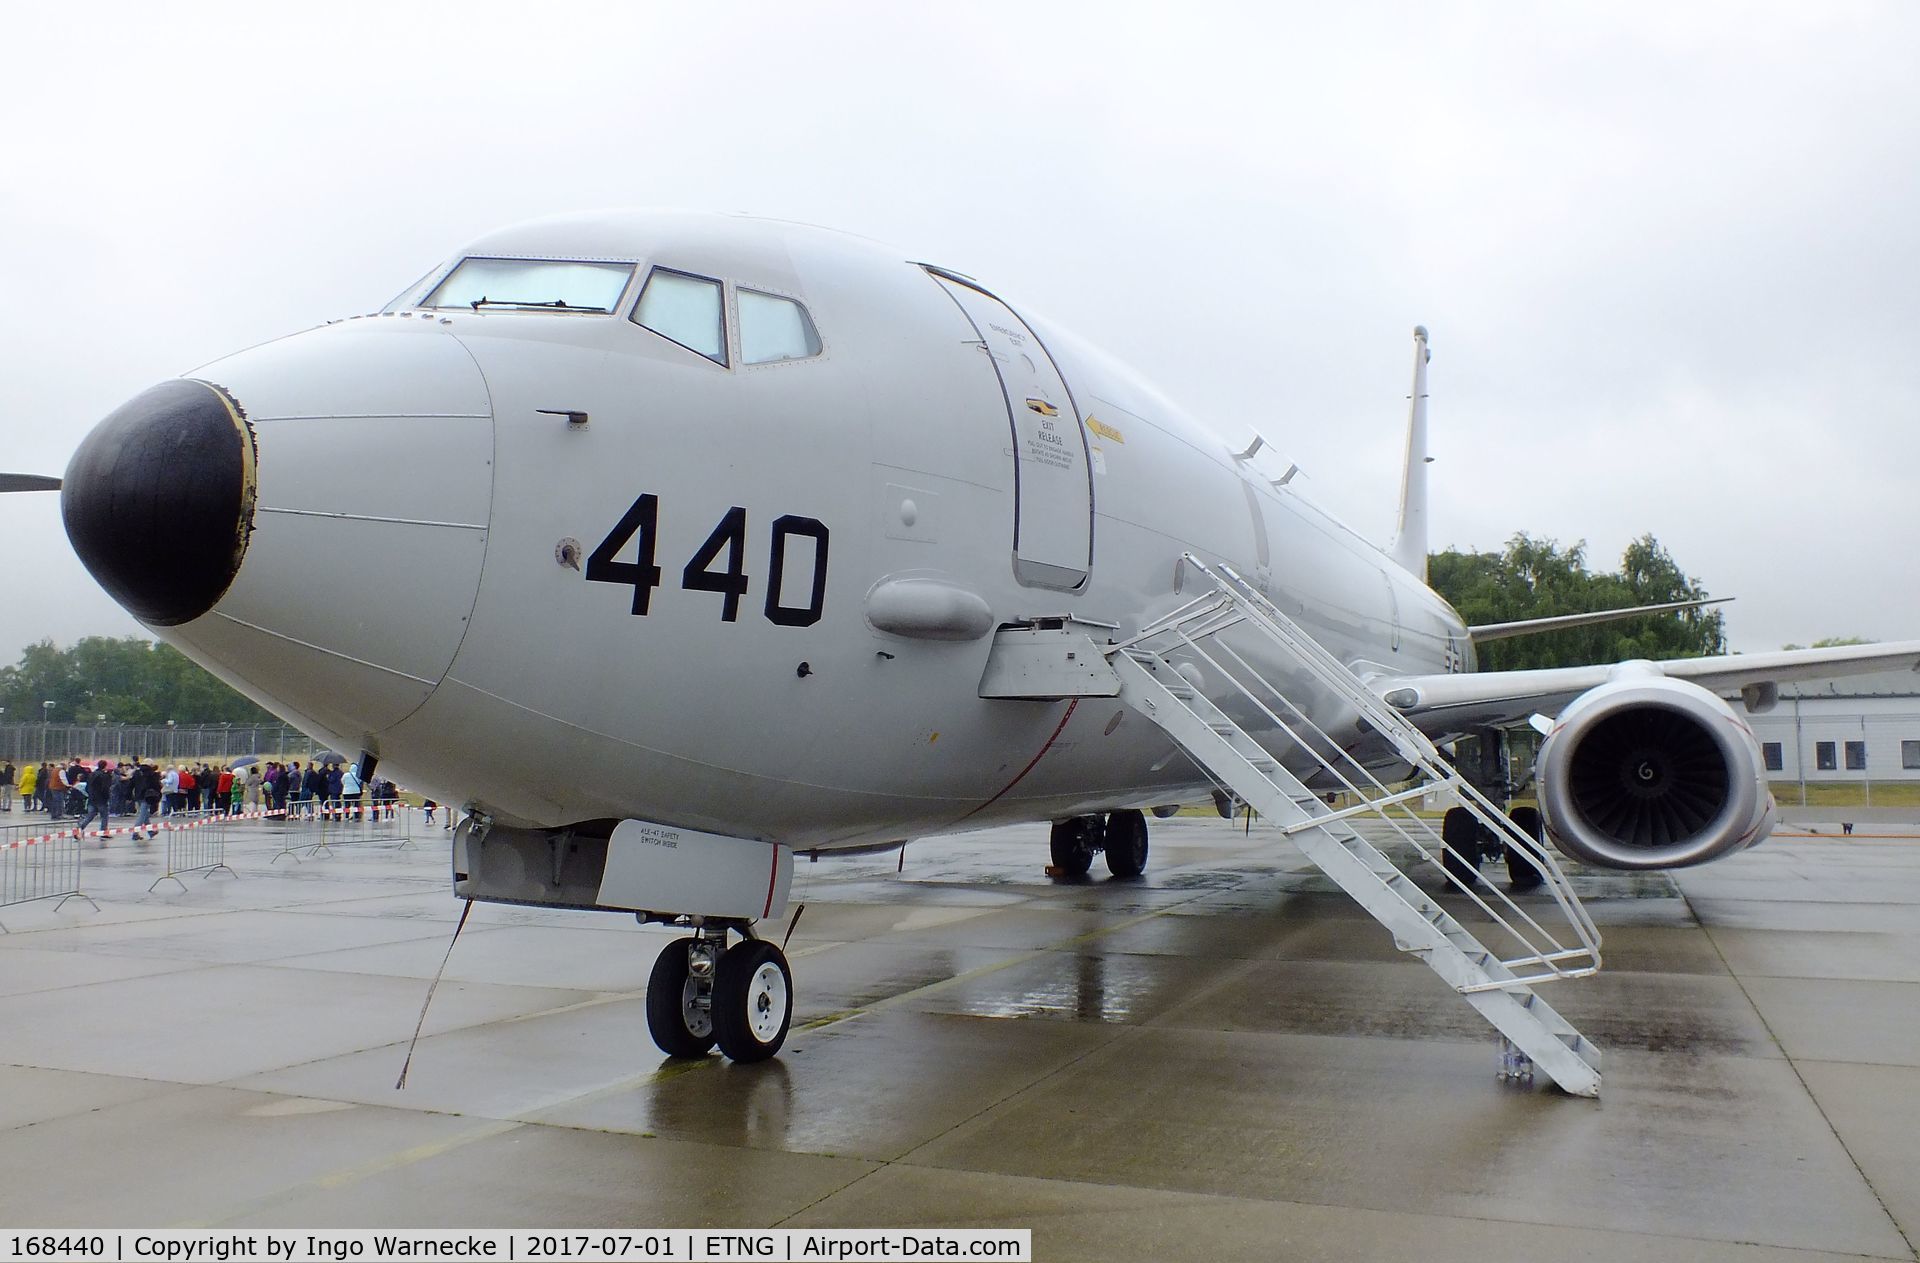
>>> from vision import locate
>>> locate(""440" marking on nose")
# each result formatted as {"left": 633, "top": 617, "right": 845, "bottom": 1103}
{"left": 584, "top": 494, "right": 829, "bottom": 628}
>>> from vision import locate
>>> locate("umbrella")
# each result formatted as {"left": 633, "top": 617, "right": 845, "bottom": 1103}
{"left": 312, "top": 750, "right": 345, "bottom": 764}
{"left": 229, "top": 756, "right": 261, "bottom": 768}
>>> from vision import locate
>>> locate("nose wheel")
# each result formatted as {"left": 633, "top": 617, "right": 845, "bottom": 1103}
{"left": 645, "top": 930, "right": 793, "bottom": 1063}
{"left": 646, "top": 936, "right": 717, "bottom": 1058}
{"left": 713, "top": 939, "right": 793, "bottom": 1062}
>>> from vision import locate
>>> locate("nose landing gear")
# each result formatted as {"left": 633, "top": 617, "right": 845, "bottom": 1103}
{"left": 646, "top": 924, "right": 793, "bottom": 1062}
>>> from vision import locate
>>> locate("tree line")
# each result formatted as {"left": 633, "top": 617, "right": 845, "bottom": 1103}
{"left": 0, "top": 637, "right": 276, "bottom": 726}
{"left": 1426, "top": 533, "right": 1726, "bottom": 671}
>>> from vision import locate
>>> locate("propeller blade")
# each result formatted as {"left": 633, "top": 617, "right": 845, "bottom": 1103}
{"left": 0, "top": 473, "right": 61, "bottom": 493}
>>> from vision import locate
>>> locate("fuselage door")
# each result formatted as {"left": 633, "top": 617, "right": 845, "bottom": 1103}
{"left": 928, "top": 270, "right": 1092, "bottom": 590}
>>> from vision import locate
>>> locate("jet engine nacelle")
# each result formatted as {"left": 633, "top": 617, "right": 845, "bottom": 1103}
{"left": 1535, "top": 666, "right": 1776, "bottom": 870}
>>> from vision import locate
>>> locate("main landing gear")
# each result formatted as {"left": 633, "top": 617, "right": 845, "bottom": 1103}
{"left": 1049, "top": 808, "right": 1150, "bottom": 879}
{"left": 646, "top": 923, "right": 793, "bottom": 1062}
{"left": 1439, "top": 805, "right": 1547, "bottom": 893}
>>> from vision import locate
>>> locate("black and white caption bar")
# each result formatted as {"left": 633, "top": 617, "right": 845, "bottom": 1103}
{"left": 1, "top": 1232, "right": 1031, "bottom": 1263}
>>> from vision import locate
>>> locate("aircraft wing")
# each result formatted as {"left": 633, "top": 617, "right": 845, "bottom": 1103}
{"left": 1374, "top": 639, "right": 1920, "bottom": 734}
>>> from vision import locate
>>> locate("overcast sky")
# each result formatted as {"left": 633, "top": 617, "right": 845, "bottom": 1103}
{"left": 3, "top": 2, "right": 1915, "bottom": 664}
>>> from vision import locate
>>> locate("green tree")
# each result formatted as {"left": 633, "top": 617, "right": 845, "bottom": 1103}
{"left": 1428, "top": 533, "right": 1725, "bottom": 671}
{"left": 1781, "top": 636, "right": 1873, "bottom": 650}
{"left": 0, "top": 637, "right": 276, "bottom": 725}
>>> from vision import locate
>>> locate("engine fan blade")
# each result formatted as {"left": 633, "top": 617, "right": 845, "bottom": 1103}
{"left": 0, "top": 473, "right": 61, "bottom": 493}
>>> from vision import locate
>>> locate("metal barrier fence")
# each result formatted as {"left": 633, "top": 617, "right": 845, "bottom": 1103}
{"left": 0, "top": 721, "right": 326, "bottom": 765}
{"left": 0, "top": 819, "right": 98, "bottom": 930}
{"left": 0, "top": 799, "right": 445, "bottom": 916}
{"left": 148, "top": 808, "right": 238, "bottom": 891}
{"left": 270, "top": 800, "right": 423, "bottom": 861}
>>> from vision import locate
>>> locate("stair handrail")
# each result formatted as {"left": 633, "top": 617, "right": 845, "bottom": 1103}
{"left": 1113, "top": 553, "right": 1601, "bottom": 980}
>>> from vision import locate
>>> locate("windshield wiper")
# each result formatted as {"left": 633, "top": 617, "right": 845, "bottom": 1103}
{"left": 468, "top": 297, "right": 611, "bottom": 313}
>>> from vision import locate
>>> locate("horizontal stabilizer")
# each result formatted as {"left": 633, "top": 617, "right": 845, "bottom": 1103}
{"left": 1470, "top": 597, "right": 1731, "bottom": 643}
{"left": 0, "top": 473, "right": 61, "bottom": 493}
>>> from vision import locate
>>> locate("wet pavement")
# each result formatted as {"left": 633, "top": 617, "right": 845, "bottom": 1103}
{"left": 0, "top": 812, "right": 1915, "bottom": 1260}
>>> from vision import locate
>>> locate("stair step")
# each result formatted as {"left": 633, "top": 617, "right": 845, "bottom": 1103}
{"left": 1106, "top": 589, "right": 1603, "bottom": 1099}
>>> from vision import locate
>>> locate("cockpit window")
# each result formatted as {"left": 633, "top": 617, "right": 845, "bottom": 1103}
{"left": 422, "top": 257, "right": 635, "bottom": 312}
{"left": 739, "top": 290, "right": 822, "bottom": 364}
{"left": 632, "top": 268, "right": 727, "bottom": 365}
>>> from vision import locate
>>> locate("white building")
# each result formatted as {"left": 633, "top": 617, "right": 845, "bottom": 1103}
{"left": 1739, "top": 668, "right": 1920, "bottom": 786}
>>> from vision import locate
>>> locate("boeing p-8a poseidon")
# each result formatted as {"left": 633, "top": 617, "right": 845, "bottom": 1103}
{"left": 16, "top": 211, "right": 1919, "bottom": 1095}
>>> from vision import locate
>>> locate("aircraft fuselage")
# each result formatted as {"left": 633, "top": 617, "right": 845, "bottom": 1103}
{"left": 74, "top": 212, "right": 1469, "bottom": 848}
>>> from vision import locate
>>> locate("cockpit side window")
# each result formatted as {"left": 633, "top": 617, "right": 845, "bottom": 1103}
{"left": 738, "top": 289, "right": 822, "bottom": 364}
{"left": 632, "top": 268, "right": 728, "bottom": 366}
{"left": 421, "top": 258, "right": 635, "bottom": 312}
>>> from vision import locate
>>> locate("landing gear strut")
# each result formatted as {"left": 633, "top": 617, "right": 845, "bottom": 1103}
{"left": 646, "top": 924, "right": 793, "bottom": 1062}
{"left": 1443, "top": 727, "right": 1550, "bottom": 893}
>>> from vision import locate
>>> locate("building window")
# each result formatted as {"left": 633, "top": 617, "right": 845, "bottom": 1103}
{"left": 1845, "top": 740, "right": 1867, "bottom": 771}
{"left": 1815, "top": 741, "right": 1837, "bottom": 771}
{"left": 1904, "top": 740, "right": 1920, "bottom": 770}
{"left": 1763, "top": 742, "right": 1784, "bottom": 772}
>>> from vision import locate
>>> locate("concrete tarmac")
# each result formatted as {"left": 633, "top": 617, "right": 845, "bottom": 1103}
{"left": 0, "top": 811, "right": 1916, "bottom": 1261}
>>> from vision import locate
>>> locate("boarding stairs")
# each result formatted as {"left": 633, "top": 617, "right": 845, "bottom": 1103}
{"left": 1108, "top": 555, "right": 1604, "bottom": 1096}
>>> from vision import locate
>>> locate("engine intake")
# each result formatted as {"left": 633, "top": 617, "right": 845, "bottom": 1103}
{"left": 1536, "top": 668, "right": 1775, "bottom": 870}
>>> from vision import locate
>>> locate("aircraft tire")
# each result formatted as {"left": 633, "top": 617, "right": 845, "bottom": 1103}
{"left": 646, "top": 937, "right": 717, "bottom": 1058}
{"left": 1505, "top": 806, "right": 1547, "bottom": 892}
{"left": 1105, "top": 809, "right": 1150, "bottom": 878}
{"left": 712, "top": 939, "right": 793, "bottom": 1063}
{"left": 1049, "top": 817, "right": 1098, "bottom": 877}
{"left": 1440, "top": 806, "right": 1483, "bottom": 887}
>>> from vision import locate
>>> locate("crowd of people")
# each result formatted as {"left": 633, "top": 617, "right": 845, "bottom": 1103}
{"left": 0, "top": 756, "right": 444, "bottom": 840}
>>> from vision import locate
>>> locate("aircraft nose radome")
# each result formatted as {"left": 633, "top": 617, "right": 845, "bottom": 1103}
{"left": 147, "top": 321, "right": 494, "bottom": 744}
{"left": 62, "top": 379, "right": 256, "bottom": 627}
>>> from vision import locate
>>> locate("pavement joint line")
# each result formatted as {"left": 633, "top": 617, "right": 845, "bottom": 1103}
{"left": 182, "top": 854, "right": 1265, "bottom": 1225}
{"left": 1675, "top": 881, "right": 1919, "bottom": 1261}
{"left": 189, "top": 1059, "right": 722, "bottom": 1228}
{"left": 0, "top": 1069, "right": 203, "bottom": 1136}
{"left": 771, "top": 1021, "right": 1142, "bottom": 1231}
{"left": 174, "top": 1118, "right": 526, "bottom": 1229}
{"left": 1134, "top": 951, "right": 1273, "bottom": 1031}
{"left": 187, "top": 975, "right": 657, "bottom": 1087}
